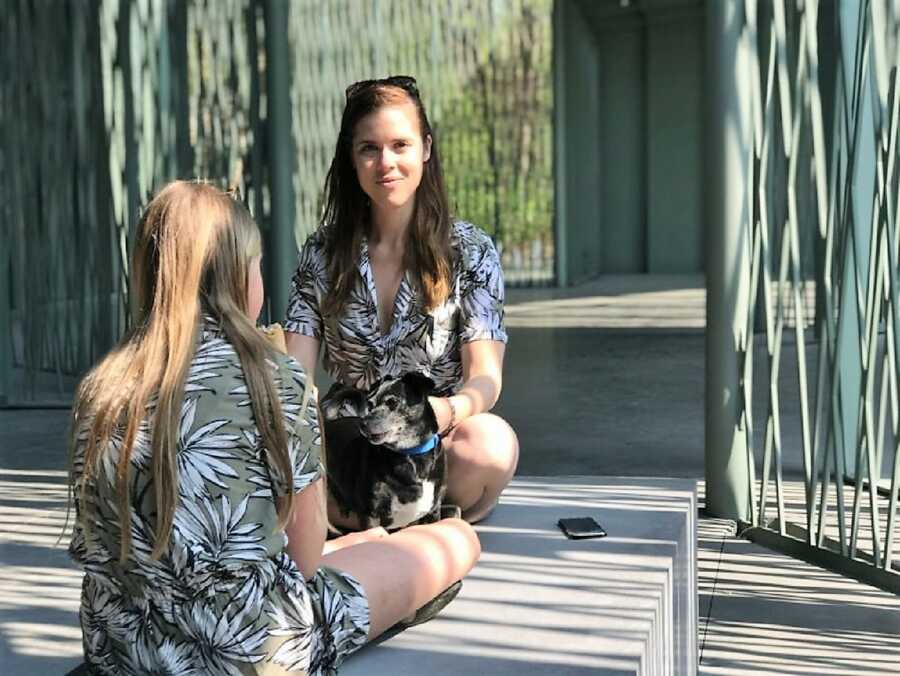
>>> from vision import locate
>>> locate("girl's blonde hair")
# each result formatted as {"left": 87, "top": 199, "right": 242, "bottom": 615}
{"left": 70, "top": 180, "right": 294, "bottom": 562}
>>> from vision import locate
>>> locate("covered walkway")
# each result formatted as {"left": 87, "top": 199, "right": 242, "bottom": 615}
{"left": 2, "top": 276, "right": 899, "bottom": 674}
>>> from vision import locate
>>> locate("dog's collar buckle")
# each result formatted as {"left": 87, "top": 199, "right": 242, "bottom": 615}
{"left": 396, "top": 433, "right": 441, "bottom": 456}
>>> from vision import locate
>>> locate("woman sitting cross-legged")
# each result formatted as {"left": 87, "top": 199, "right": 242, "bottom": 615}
{"left": 285, "top": 75, "right": 519, "bottom": 529}
{"left": 66, "top": 180, "right": 480, "bottom": 675}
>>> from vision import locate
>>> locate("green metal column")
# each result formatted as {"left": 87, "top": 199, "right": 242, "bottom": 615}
{"left": 552, "top": 0, "right": 601, "bottom": 286}
{"left": 705, "top": 0, "right": 751, "bottom": 521}
{"left": 552, "top": 0, "right": 569, "bottom": 287}
{"left": 263, "top": 0, "right": 297, "bottom": 323}
{"left": 0, "top": 242, "right": 10, "bottom": 406}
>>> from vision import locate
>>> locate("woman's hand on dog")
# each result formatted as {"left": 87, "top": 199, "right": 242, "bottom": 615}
{"left": 322, "top": 526, "right": 390, "bottom": 555}
{"left": 428, "top": 396, "right": 452, "bottom": 435}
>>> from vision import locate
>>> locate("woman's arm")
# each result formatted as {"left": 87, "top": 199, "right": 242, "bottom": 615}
{"left": 284, "top": 477, "right": 329, "bottom": 580}
{"left": 286, "top": 331, "right": 321, "bottom": 383}
{"left": 429, "top": 339, "right": 505, "bottom": 432}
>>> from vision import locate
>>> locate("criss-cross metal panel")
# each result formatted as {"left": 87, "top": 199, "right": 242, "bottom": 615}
{"left": 740, "top": 0, "right": 900, "bottom": 586}
{"left": 1, "top": 0, "right": 553, "bottom": 405}
{"left": 0, "top": 0, "right": 267, "bottom": 405}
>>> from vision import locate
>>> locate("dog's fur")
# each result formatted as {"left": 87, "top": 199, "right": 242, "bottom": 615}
{"left": 320, "top": 373, "right": 446, "bottom": 531}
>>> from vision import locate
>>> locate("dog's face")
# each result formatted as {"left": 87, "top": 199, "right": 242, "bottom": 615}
{"left": 361, "top": 373, "right": 438, "bottom": 449}
{"left": 319, "top": 373, "right": 439, "bottom": 450}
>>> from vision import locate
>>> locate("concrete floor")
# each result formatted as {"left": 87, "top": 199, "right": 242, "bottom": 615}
{"left": 2, "top": 274, "right": 900, "bottom": 674}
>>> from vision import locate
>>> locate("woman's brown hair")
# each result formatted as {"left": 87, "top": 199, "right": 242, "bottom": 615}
{"left": 69, "top": 181, "right": 295, "bottom": 562}
{"left": 320, "top": 77, "right": 454, "bottom": 319}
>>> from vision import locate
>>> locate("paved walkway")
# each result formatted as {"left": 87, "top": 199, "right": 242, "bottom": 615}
{"left": 2, "top": 274, "right": 899, "bottom": 674}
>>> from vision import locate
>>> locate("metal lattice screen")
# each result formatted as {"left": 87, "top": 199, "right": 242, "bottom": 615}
{"left": 1, "top": 0, "right": 553, "bottom": 405}
{"left": 288, "top": 0, "right": 554, "bottom": 285}
{"left": 741, "top": 0, "right": 900, "bottom": 586}
{"left": 0, "top": 0, "right": 267, "bottom": 404}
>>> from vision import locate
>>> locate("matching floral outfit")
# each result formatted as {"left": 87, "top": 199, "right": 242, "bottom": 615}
{"left": 69, "top": 318, "right": 369, "bottom": 674}
{"left": 69, "top": 218, "right": 507, "bottom": 674}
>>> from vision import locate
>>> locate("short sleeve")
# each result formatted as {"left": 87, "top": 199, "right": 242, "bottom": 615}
{"left": 280, "top": 358, "right": 324, "bottom": 494}
{"left": 459, "top": 234, "right": 508, "bottom": 344}
{"left": 67, "top": 416, "right": 90, "bottom": 566}
{"left": 284, "top": 233, "right": 326, "bottom": 339}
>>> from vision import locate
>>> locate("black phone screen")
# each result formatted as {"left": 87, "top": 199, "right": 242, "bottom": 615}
{"left": 557, "top": 516, "right": 608, "bottom": 539}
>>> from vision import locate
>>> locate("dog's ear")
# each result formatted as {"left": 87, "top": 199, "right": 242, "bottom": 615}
{"left": 400, "top": 372, "right": 436, "bottom": 403}
{"left": 346, "top": 390, "right": 368, "bottom": 417}
{"left": 320, "top": 383, "right": 367, "bottom": 420}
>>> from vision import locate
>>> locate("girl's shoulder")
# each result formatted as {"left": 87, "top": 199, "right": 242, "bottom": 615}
{"left": 196, "top": 320, "right": 311, "bottom": 402}
{"left": 269, "top": 349, "right": 315, "bottom": 403}
{"left": 451, "top": 220, "right": 501, "bottom": 269}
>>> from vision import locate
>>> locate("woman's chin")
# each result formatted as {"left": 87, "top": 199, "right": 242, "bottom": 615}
{"left": 369, "top": 191, "right": 416, "bottom": 212}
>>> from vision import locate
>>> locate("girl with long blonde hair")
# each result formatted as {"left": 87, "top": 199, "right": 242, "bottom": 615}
{"left": 68, "top": 180, "right": 479, "bottom": 674}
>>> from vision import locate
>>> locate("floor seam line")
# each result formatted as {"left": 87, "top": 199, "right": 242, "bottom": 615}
{"left": 699, "top": 529, "right": 727, "bottom": 666}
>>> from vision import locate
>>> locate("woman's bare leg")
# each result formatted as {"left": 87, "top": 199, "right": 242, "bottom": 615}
{"left": 322, "top": 527, "right": 389, "bottom": 555}
{"left": 320, "top": 518, "right": 480, "bottom": 640}
{"left": 443, "top": 413, "right": 519, "bottom": 523}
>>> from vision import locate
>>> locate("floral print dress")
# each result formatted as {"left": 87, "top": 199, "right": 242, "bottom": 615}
{"left": 284, "top": 220, "right": 508, "bottom": 395}
{"left": 68, "top": 318, "right": 369, "bottom": 675}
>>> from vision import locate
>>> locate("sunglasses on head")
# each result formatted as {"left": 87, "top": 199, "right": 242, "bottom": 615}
{"left": 345, "top": 75, "right": 419, "bottom": 101}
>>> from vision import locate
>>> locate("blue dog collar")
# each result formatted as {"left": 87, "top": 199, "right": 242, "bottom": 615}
{"left": 396, "top": 433, "right": 441, "bottom": 456}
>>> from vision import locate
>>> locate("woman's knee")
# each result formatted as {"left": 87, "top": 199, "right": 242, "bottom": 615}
{"left": 494, "top": 417, "right": 520, "bottom": 472}
{"left": 446, "top": 517, "right": 481, "bottom": 565}
{"left": 406, "top": 517, "right": 481, "bottom": 572}
{"left": 451, "top": 414, "right": 519, "bottom": 471}
{"left": 321, "top": 520, "right": 479, "bottom": 614}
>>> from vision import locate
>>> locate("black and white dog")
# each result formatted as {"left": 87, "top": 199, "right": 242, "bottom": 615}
{"left": 319, "top": 372, "right": 448, "bottom": 531}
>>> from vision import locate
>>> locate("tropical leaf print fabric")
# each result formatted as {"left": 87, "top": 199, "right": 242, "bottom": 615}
{"left": 285, "top": 220, "right": 508, "bottom": 395}
{"left": 69, "top": 318, "right": 369, "bottom": 675}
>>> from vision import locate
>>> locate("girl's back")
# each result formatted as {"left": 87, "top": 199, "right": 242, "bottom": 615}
{"left": 70, "top": 317, "right": 367, "bottom": 674}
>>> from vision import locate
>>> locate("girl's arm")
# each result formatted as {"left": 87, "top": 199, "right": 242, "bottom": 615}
{"left": 286, "top": 332, "right": 321, "bottom": 383}
{"left": 280, "top": 336, "right": 325, "bottom": 579}
{"left": 429, "top": 340, "right": 505, "bottom": 432}
{"left": 284, "top": 477, "right": 329, "bottom": 580}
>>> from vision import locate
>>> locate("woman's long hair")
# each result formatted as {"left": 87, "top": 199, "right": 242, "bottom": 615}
{"left": 320, "top": 81, "right": 454, "bottom": 319}
{"left": 70, "top": 181, "right": 294, "bottom": 562}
